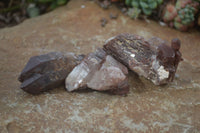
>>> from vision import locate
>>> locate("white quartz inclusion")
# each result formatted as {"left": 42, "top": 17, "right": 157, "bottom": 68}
{"left": 157, "top": 66, "right": 169, "bottom": 80}
{"left": 65, "top": 63, "right": 89, "bottom": 91}
{"left": 105, "top": 36, "right": 115, "bottom": 43}
{"left": 131, "top": 54, "right": 135, "bottom": 58}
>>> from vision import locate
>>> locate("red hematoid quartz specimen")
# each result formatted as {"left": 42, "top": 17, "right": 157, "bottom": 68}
{"left": 18, "top": 33, "right": 182, "bottom": 95}
{"left": 103, "top": 33, "right": 183, "bottom": 85}
{"left": 18, "top": 52, "right": 83, "bottom": 94}
{"left": 65, "top": 48, "right": 129, "bottom": 95}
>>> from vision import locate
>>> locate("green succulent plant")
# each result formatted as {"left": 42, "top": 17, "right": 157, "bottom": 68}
{"left": 27, "top": 4, "right": 40, "bottom": 17}
{"left": 127, "top": 7, "right": 141, "bottom": 19}
{"left": 125, "top": 0, "right": 163, "bottom": 16}
{"left": 162, "top": 0, "right": 199, "bottom": 31}
{"left": 27, "top": 0, "right": 68, "bottom": 18}
{"left": 162, "top": 4, "right": 177, "bottom": 22}
{"left": 177, "top": 5, "right": 195, "bottom": 25}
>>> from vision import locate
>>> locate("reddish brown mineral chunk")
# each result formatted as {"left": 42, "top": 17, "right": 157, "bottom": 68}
{"left": 65, "top": 48, "right": 129, "bottom": 95}
{"left": 18, "top": 52, "right": 82, "bottom": 94}
{"left": 87, "top": 55, "right": 128, "bottom": 91}
{"left": 104, "top": 33, "right": 182, "bottom": 85}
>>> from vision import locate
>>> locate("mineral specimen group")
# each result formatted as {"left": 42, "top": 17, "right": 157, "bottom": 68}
{"left": 18, "top": 33, "right": 182, "bottom": 95}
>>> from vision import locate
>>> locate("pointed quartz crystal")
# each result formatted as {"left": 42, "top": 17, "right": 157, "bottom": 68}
{"left": 18, "top": 52, "right": 82, "bottom": 94}
{"left": 65, "top": 48, "right": 129, "bottom": 95}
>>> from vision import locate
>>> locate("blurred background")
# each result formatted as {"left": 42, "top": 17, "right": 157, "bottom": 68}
{"left": 1, "top": 0, "right": 200, "bottom": 31}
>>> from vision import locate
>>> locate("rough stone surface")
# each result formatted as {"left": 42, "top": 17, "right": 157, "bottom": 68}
{"left": 0, "top": 0, "right": 200, "bottom": 132}
{"left": 65, "top": 48, "right": 129, "bottom": 94}
{"left": 104, "top": 33, "right": 182, "bottom": 85}
{"left": 18, "top": 52, "right": 81, "bottom": 94}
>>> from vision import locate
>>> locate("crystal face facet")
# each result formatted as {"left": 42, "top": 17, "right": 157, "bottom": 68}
{"left": 65, "top": 48, "right": 129, "bottom": 95}
{"left": 18, "top": 52, "right": 81, "bottom": 94}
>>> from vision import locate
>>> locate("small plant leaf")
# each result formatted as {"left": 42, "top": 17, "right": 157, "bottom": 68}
{"left": 27, "top": 6, "right": 40, "bottom": 18}
{"left": 56, "top": 0, "right": 67, "bottom": 6}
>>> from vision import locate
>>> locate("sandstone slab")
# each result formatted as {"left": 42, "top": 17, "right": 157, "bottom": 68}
{"left": 0, "top": 0, "right": 200, "bottom": 132}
